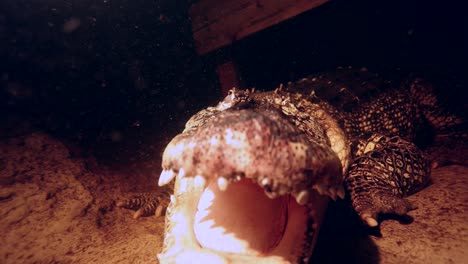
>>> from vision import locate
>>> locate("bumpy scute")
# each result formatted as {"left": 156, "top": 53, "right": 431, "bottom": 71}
{"left": 162, "top": 108, "right": 343, "bottom": 196}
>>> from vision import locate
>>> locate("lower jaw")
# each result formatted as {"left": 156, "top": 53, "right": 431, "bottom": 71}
{"left": 158, "top": 177, "right": 329, "bottom": 264}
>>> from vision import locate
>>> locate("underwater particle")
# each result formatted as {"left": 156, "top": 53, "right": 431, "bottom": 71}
{"left": 63, "top": 17, "right": 81, "bottom": 33}
{"left": 110, "top": 131, "right": 123, "bottom": 142}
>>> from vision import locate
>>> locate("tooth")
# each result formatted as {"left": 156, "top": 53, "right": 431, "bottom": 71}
{"left": 261, "top": 178, "right": 270, "bottom": 186}
{"left": 177, "top": 168, "right": 185, "bottom": 179}
{"left": 179, "top": 178, "right": 188, "bottom": 193}
{"left": 158, "top": 170, "right": 176, "bottom": 186}
{"left": 194, "top": 175, "right": 206, "bottom": 188}
{"left": 328, "top": 187, "right": 337, "bottom": 201}
{"left": 314, "top": 184, "right": 326, "bottom": 196}
{"left": 295, "top": 190, "right": 310, "bottom": 205}
{"left": 217, "top": 177, "right": 228, "bottom": 191}
{"left": 170, "top": 195, "right": 176, "bottom": 204}
{"left": 337, "top": 186, "right": 345, "bottom": 199}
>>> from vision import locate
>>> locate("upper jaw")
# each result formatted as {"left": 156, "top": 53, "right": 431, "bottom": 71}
{"left": 160, "top": 108, "right": 344, "bottom": 202}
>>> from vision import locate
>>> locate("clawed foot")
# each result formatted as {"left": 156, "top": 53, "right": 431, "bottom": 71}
{"left": 116, "top": 191, "right": 170, "bottom": 219}
{"left": 354, "top": 192, "right": 415, "bottom": 227}
{"left": 346, "top": 134, "right": 430, "bottom": 227}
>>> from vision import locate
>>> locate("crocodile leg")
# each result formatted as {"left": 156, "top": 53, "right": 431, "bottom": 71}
{"left": 345, "top": 134, "right": 431, "bottom": 227}
{"left": 116, "top": 184, "right": 173, "bottom": 219}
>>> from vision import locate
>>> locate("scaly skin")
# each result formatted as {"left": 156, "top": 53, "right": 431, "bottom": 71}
{"left": 117, "top": 68, "right": 464, "bottom": 263}
{"left": 116, "top": 190, "right": 171, "bottom": 219}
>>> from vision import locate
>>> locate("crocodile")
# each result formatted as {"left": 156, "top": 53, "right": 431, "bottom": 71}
{"left": 117, "top": 68, "right": 464, "bottom": 263}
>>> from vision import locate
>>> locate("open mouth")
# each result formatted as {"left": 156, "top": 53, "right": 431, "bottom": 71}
{"left": 157, "top": 170, "right": 329, "bottom": 264}
{"left": 157, "top": 108, "right": 344, "bottom": 263}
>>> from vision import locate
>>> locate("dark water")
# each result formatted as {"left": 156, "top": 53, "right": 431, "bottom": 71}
{"left": 0, "top": 0, "right": 466, "bottom": 165}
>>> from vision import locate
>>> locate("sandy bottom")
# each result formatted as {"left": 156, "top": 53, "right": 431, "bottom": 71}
{"left": 0, "top": 132, "right": 466, "bottom": 264}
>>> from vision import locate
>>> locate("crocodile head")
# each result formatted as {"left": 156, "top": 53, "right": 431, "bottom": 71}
{"left": 157, "top": 90, "right": 347, "bottom": 263}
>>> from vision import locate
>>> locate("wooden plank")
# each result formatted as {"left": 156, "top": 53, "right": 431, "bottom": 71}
{"left": 190, "top": 0, "right": 329, "bottom": 55}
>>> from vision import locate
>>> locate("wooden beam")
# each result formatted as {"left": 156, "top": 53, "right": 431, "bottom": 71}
{"left": 189, "top": 0, "right": 329, "bottom": 55}
{"left": 216, "top": 60, "right": 242, "bottom": 96}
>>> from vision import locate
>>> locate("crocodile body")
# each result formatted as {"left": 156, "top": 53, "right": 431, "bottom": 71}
{"left": 117, "top": 68, "right": 463, "bottom": 263}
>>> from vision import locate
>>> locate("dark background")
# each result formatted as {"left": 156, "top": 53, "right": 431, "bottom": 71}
{"left": 0, "top": 0, "right": 466, "bottom": 165}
